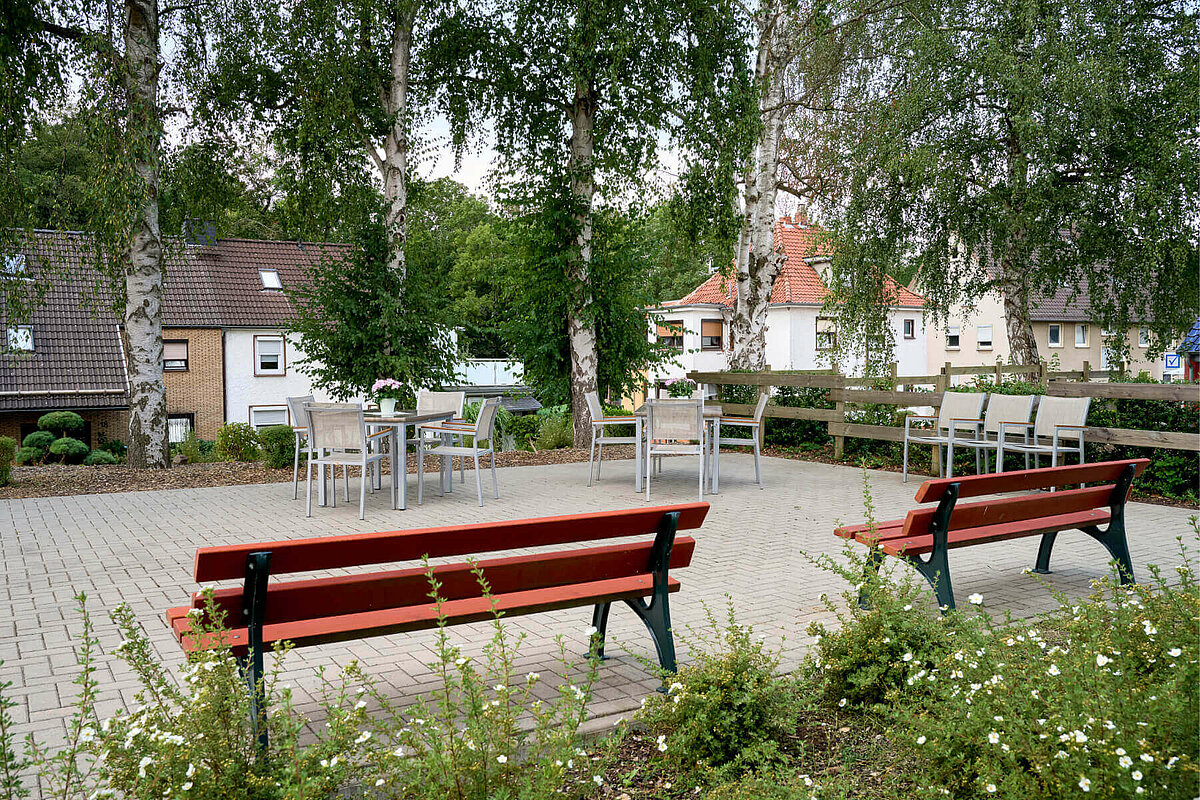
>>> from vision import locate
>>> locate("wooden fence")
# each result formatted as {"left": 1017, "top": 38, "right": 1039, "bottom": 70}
{"left": 687, "top": 364, "right": 1200, "bottom": 473}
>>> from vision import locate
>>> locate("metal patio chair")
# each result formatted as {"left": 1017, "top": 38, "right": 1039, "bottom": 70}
{"left": 644, "top": 398, "right": 707, "bottom": 502}
{"left": 997, "top": 395, "right": 1092, "bottom": 472}
{"left": 418, "top": 396, "right": 501, "bottom": 507}
{"left": 304, "top": 404, "right": 391, "bottom": 520}
{"left": 409, "top": 389, "right": 469, "bottom": 482}
{"left": 287, "top": 394, "right": 315, "bottom": 500}
{"left": 585, "top": 390, "right": 639, "bottom": 486}
{"left": 902, "top": 391, "right": 987, "bottom": 481}
{"left": 715, "top": 391, "right": 769, "bottom": 486}
{"left": 946, "top": 393, "right": 1036, "bottom": 474}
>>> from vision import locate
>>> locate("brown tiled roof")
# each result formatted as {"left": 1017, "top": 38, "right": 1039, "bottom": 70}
{"left": 666, "top": 218, "right": 926, "bottom": 310}
{"left": 1, "top": 232, "right": 128, "bottom": 411}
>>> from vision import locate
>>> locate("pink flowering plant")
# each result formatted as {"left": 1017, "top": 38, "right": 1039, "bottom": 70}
{"left": 371, "top": 378, "right": 405, "bottom": 401}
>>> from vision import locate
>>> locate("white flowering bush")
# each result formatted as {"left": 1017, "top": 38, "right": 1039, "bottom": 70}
{"left": 634, "top": 601, "right": 799, "bottom": 782}
{"left": 0, "top": 562, "right": 601, "bottom": 800}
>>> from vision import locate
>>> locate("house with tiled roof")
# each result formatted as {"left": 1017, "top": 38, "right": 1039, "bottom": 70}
{"left": 645, "top": 215, "right": 928, "bottom": 391}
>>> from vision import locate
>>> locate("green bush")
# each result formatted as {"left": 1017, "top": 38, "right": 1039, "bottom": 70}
{"left": 49, "top": 436, "right": 90, "bottom": 465}
{"left": 22, "top": 429, "right": 56, "bottom": 455}
{"left": 0, "top": 436, "right": 15, "bottom": 486}
{"left": 257, "top": 425, "right": 296, "bottom": 469}
{"left": 504, "top": 413, "right": 540, "bottom": 451}
{"left": 15, "top": 446, "right": 42, "bottom": 466}
{"left": 83, "top": 450, "right": 118, "bottom": 466}
{"left": 637, "top": 602, "right": 799, "bottom": 782}
{"left": 37, "top": 410, "right": 85, "bottom": 438}
{"left": 534, "top": 413, "right": 573, "bottom": 450}
{"left": 173, "top": 432, "right": 215, "bottom": 463}
{"left": 97, "top": 436, "right": 126, "bottom": 460}
{"left": 214, "top": 423, "right": 260, "bottom": 461}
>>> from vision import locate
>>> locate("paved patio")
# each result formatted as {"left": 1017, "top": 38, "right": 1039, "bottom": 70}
{"left": 1, "top": 454, "right": 1194, "bottom": 751}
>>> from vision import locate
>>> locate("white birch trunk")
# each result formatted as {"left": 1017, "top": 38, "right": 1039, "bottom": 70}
{"left": 123, "top": 0, "right": 169, "bottom": 469}
{"left": 997, "top": 244, "right": 1040, "bottom": 364}
{"left": 567, "top": 84, "right": 599, "bottom": 447}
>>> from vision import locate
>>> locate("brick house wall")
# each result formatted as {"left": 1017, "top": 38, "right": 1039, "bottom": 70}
{"left": 162, "top": 327, "right": 225, "bottom": 440}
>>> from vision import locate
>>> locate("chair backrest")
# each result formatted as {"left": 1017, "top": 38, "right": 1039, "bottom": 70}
{"left": 305, "top": 404, "right": 365, "bottom": 451}
{"left": 584, "top": 390, "right": 604, "bottom": 423}
{"left": 1033, "top": 396, "right": 1091, "bottom": 440}
{"left": 647, "top": 398, "right": 703, "bottom": 442}
{"left": 753, "top": 391, "right": 770, "bottom": 422}
{"left": 473, "top": 397, "right": 502, "bottom": 442}
{"left": 982, "top": 393, "right": 1035, "bottom": 434}
{"left": 417, "top": 390, "right": 465, "bottom": 417}
{"left": 287, "top": 395, "right": 314, "bottom": 428}
{"left": 937, "top": 391, "right": 987, "bottom": 430}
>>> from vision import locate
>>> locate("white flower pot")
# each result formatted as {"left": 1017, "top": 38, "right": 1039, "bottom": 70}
{"left": 379, "top": 397, "right": 397, "bottom": 416}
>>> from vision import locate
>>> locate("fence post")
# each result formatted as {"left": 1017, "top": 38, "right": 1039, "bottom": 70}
{"left": 889, "top": 362, "right": 899, "bottom": 390}
{"left": 933, "top": 363, "right": 950, "bottom": 475}
{"left": 1038, "top": 361, "right": 1048, "bottom": 387}
{"left": 995, "top": 361, "right": 1003, "bottom": 385}
{"left": 757, "top": 369, "right": 770, "bottom": 449}
{"left": 833, "top": 368, "right": 846, "bottom": 459}
{"left": 1082, "top": 361, "right": 1091, "bottom": 382}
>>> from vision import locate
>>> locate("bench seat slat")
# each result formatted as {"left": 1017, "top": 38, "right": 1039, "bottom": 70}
{"left": 876, "top": 508, "right": 1111, "bottom": 556}
{"left": 174, "top": 573, "right": 678, "bottom": 655}
{"left": 181, "top": 537, "right": 696, "bottom": 627}
{"left": 834, "top": 520, "right": 904, "bottom": 540}
{"left": 914, "top": 459, "right": 1149, "bottom": 503}
{"left": 902, "top": 485, "right": 1116, "bottom": 538}
{"left": 193, "top": 503, "right": 709, "bottom": 582}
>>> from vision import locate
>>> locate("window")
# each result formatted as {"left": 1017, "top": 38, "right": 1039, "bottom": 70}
{"left": 1048, "top": 323, "right": 1062, "bottom": 347}
{"left": 7, "top": 325, "right": 32, "bottom": 351}
{"left": 254, "top": 336, "right": 285, "bottom": 375}
{"left": 259, "top": 269, "right": 282, "bottom": 290}
{"left": 976, "top": 324, "right": 993, "bottom": 350}
{"left": 1138, "top": 327, "right": 1150, "bottom": 348}
{"left": 249, "top": 406, "right": 288, "bottom": 430}
{"left": 816, "top": 317, "right": 837, "bottom": 350}
{"left": 946, "top": 325, "right": 960, "bottom": 350}
{"left": 903, "top": 319, "right": 915, "bottom": 339}
{"left": 167, "top": 413, "right": 194, "bottom": 444}
{"left": 700, "top": 319, "right": 723, "bottom": 350}
{"left": 1074, "top": 324, "right": 1088, "bottom": 347}
{"left": 163, "top": 340, "right": 188, "bottom": 371}
{"left": 656, "top": 320, "right": 684, "bottom": 349}
{"left": 2, "top": 254, "right": 26, "bottom": 276}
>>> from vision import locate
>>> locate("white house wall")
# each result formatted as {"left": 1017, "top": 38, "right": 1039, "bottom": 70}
{"left": 223, "top": 329, "right": 344, "bottom": 427}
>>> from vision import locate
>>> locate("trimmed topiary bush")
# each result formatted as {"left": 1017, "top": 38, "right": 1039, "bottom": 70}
{"left": 49, "top": 436, "right": 90, "bottom": 465}
{"left": 97, "top": 436, "right": 126, "bottom": 460}
{"left": 258, "top": 424, "right": 296, "bottom": 469}
{"left": 37, "top": 411, "right": 85, "bottom": 438}
{"left": 22, "top": 430, "right": 56, "bottom": 455}
{"left": 15, "top": 446, "right": 42, "bottom": 466}
{"left": 0, "top": 435, "right": 15, "bottom": 486}
{"left": 215, "top": 422, "right": 260, "bottom": 462}
{"left": 83, "top": 450, "right": 118, "bottom": 466}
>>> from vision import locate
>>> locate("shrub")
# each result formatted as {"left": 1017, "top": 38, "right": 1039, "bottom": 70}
{"left": 15, "top": 446, "right": 42, "bottom": 466}
{"left": 97, "top": 436, "right": 126, "bottom": 460}
{"left": 48, "top": 436, "right": 90, "bottom": 465}
{"left": 174, "top": 432, "right": 215, "bottom": 464}
{"left": 37, "top": 410, "right": 85, "bottom": 438}
{"left": 0, "top": 436, "right": 15, "bottom": 486}
{"left": 534, "top": 414, "right": 573, "bottom": 450}
{"left": 505, "top": 413, "right": 540, "bottom": 451}
{"left": 258, "top": 425, "right": 296, "bottom": 469}
{"left": 214, "top": 422, "right": 260, "bottom": 461}
{"left": 637, "top": 602, "right": 799, "bottom": 782}
{"left": 22, "top": 429, "right": 56, "bottom": 455}
{"left": 83, "top": 450, "right": 117, "bottom": 466}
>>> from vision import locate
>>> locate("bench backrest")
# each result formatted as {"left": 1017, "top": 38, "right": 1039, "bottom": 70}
{"left": 903, "top": 459, "right": 1148, "bottom": 539}
{"left": 193, "top": 503, "right": 710, "bottom": 582}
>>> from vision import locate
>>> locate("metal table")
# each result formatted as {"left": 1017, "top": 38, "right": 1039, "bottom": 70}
{"left": 633, "top": 404, "right": 723, "bottom": 493}
{"left": 364, "top": 410, "right": 455, "bottom": 510}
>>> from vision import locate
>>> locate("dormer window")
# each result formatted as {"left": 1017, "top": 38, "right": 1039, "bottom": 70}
{"left": 7, "top": 325, "right": 33, "bottom": 351}
{"left": 3, "top": 254, "right": 26, "bottom": 276}
{"left": 259, "top": 269, "right": 282, "bottom": 290}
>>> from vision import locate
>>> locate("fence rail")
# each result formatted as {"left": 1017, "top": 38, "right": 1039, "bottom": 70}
{"left": 688, "top": 364, "right": 1200, "bottom": 464}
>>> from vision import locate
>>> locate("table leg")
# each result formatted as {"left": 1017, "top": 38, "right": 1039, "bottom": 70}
{"left": 634, "top": 417, "right": 643, "bottom": 492}
{"left": 712, "top": 419, "right": 721, "bottom": 494}
{"left": 441, "top": 431, "right": 451, "bottom": 495}
{"left": 395, "top": 424, "right": 405, "bottom": 510}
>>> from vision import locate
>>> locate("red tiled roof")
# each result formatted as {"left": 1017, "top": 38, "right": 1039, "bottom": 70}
{"left": 668, "top": 218, "right": 925, "bottom": 309}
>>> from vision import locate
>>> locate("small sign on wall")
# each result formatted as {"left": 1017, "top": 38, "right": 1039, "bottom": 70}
{"left": 1165, "top": 353, "right": 1182, "bottom": 370}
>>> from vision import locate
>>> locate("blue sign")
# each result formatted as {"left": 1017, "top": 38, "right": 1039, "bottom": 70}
{"left": 1165, "top": 353, "right": 1181, "bottom": 370}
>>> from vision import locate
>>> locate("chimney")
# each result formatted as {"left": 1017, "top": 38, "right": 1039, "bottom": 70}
{"left": 793, "top": 205, "right": 809, "bottom": 228}
{"left": 183, "top": 219, "right": 217, "bottom": 247}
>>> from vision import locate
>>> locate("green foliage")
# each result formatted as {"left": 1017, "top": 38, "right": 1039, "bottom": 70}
{"left": 214, "top": 423, "right": 260, "bottom": 462}
{"left": 665, "top": 378, "right": 698, "bottom": 398}
{"left": 287, "top": 212, "right": 460, "bottom": 405}
{"left": 97, "top": 436, "right": 126, "bottom": 460}
{"left": 503, "top": 414, "right": 540, "bottom": 452}
{"left": 174, "top": 432, "right": 215, "bottom": 464}
{"left": 21, "top": 429, "right": 55, "bottom": 455}
{"left": 534, "top": 414, "right": 574, "bottom": 450}
{"left": 0, "top": 436, "right": 15, "bottom": 487}
{"left": 48, "top": 437, "right": 89, "bottom": 465}
{"left": 15, "top": 446, "right": 41, "bottom": 466}
{"left": 82, "top": 450, "right": 118, "bottom": 466}
{"left": 257, "top": 424, "right": 296, "bottom": 469}
{"left": 637, "top": 602, "right": 798, "bottom": 782}
{"left": 37, "top": 411, "right": 85, "bottom": 438}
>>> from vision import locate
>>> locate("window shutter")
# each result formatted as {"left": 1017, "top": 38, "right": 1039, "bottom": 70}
{"left": 164, "top": 341, "right": 188, "bottom": 361}
{"left": 701, "top": 320, "right": 722, "bottom": 337}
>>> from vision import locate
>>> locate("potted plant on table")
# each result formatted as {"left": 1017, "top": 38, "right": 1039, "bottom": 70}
{"left": 371, "top": 378, "right": 404, "bottom": 416}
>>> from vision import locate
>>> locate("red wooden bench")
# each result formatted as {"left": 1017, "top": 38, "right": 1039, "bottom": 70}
{"left": 165, "top": 503, "right": 708, "bottom": 745}
{"left": 834, "top": 459, "right": 1148, "bottom": 610}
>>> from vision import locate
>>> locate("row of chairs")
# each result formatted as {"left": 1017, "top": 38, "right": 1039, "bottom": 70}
{"left": 903, "top": 391, "right": 1092, "bottom": 482}
{"left": 285, "top": 392, "right": 503, "bottom": 519}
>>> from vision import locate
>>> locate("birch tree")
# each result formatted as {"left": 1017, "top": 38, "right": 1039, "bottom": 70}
{"left": 828, "top": 0, "right": 1199, "bottom": 363}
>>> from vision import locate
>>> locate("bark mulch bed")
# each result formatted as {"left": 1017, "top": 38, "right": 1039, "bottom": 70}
{"left": 0, "top": 447, "right": 638, "bottom": 500}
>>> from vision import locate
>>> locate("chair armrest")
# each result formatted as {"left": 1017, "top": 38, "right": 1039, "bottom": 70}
{"left": 904, "top": 414, "right": 937, "bottom": 433}
{"left": 600, "top": 416, "right": 638, "bottom": 423}
{"left": 365, "top": 428, "right": 391, "bottom": 440}
{"left": 291, "top": 426, "right": 307, "bottom": 432}
{"left": 1053, "top": 424, "right": 1088, "bottom": 446}
{"left": 947, "top": 418, "right": 982, "bottom": 442}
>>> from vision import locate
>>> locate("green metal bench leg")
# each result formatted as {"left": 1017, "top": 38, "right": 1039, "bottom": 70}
{"left": 905, "top": 549, "right": 956, "bottom": 611}
{"left": 624, "top": 595, "right": 676, "bottom": 674}
{"left": 1081, "top": 523, "right": 1136, "bottom": 584}
{"left": 591, "top": 602, "right": 611, "bottom": 660}
{"left": 1032, "top": 531, "right": 1058, "bottom": 574}
{"left": 858, "top": 547, "right": 884, "bottom": 609}
{"left": 241, "top": 551, "right": 271, "bottom": 755}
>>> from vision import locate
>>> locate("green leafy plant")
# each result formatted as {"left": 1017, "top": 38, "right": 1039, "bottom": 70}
{"left": 0, "top": 436, "right": 15, "bottom": 487}
{"left": 96, "top": 436, "right": 126, "bottom": 460}
{"left": 257, "top": 424, "right": 296, "bottom": 469}
{"left": 21, "top": 429, "right": 56, "bottom": 457}
{"left": 534, "top": 414, "right": 573, "bottom": 450}
{"left": 48, "top": 436, "right": 90, "bottom": 465}
{"left": 214, "top": 423, "right": 260, "bottom": 462}
{"left": 82, "top": 450, "right": 117, "bottom": 466}
{"left": 15, "top": 446, "right": 42, "bottom": 466}
{"left": 37, "top": 411, "right": 86, "bottom": 438}
{"left": 174, "top": 432, "right": 215, "bottom": 464}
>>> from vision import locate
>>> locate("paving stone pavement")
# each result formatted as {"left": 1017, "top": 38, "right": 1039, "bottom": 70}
{"left": 1, "top": 454, "right": 1195, "bottom": 757}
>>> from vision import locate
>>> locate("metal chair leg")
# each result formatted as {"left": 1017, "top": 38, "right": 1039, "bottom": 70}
{"left": 596, "top": 442, "right": 603, "bottom": 480}
{"left": 305, "top": 459, "right": 313, "bottom": 517}
{"left": 902, "top": 436, "right": 909, "bottom": 482}
{"left": 587, "top": 430, "right": 597, "bottom": 486}
{"left": 292, "top": 434, "right": 301, "bottom": 499}
{"left": 474, "top": 452, "right": 484, "bottom": 507}
{"left": 359, "top": 465, "right": 367, "bottom": 520}
{"left": 490, "top": 450, "right": 499, "bottom": 499}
